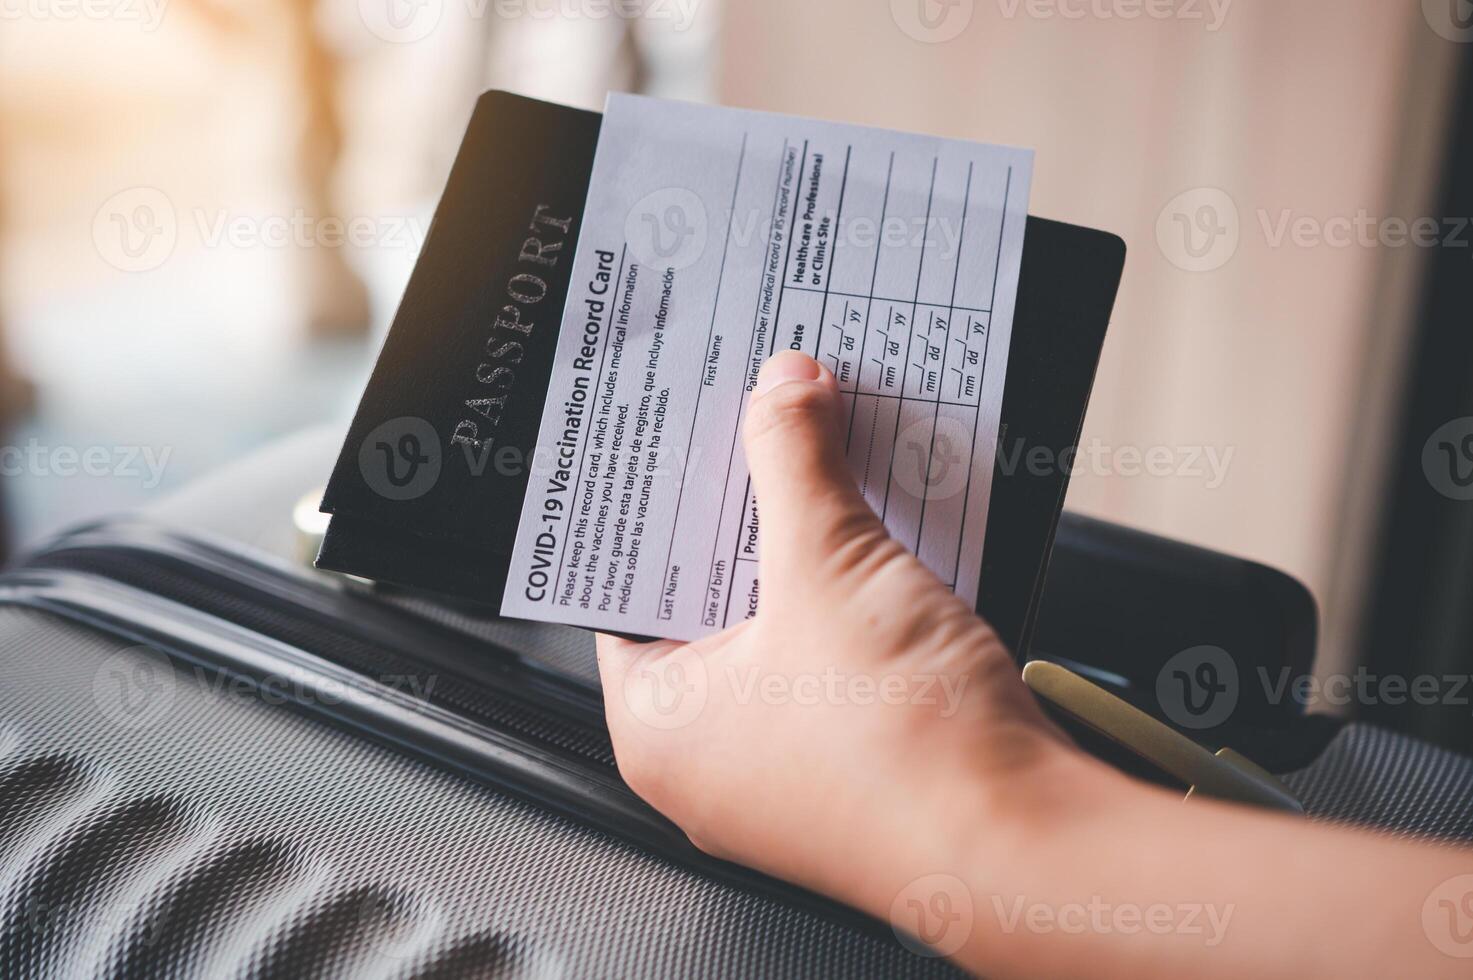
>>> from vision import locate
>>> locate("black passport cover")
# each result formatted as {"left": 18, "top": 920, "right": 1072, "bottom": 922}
{"left": 319, "top": 91, "right": 1126, "bottom": 658}
{"left": 320, "top": 93, "right": 600, "bottom": 599}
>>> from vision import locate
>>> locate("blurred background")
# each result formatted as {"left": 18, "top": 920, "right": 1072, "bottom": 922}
{"left": 1, "top": 0, "right": 1471, "bottom": 745}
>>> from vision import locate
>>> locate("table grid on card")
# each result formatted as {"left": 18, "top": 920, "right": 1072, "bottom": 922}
{"left": 736, "top": 151, "right": 1013, "bottom": 613}
{"left": 714, "top": 140, "right": 1017, "bottom": 625}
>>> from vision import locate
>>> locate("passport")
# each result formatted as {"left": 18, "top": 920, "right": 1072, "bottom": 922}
{"left": 319, "top": 90, "right": 1125, "bottom": 656}
{"left": 319, "top": 92, "right": 599, "bottom": 603}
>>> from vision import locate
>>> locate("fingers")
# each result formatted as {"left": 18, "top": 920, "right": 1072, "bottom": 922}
{"left": 742, "top": 351, "right": 891, "bottom": 590}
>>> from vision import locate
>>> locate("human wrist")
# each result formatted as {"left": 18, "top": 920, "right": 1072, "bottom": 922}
{"left": 851, "top": 728, "right": 1139, "bottom": 965}
{"left": 923, "top": 725, "right": 1119, "bottom": 881}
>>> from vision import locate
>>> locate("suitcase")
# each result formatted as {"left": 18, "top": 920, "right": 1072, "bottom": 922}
{"left": 2, "top": 426, "right": 1471, "bottom": 978}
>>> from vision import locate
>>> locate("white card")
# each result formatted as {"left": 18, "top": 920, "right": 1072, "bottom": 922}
{"left": 501, "top": 94, "right": 1033, "bottom": 640}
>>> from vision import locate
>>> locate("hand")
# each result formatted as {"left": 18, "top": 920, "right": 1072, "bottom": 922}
{"left": 596, "top": 350, "right": 1087, "bottom": 913}
{"left": 598, "top": 352, "right": 1473, "bottom": 979}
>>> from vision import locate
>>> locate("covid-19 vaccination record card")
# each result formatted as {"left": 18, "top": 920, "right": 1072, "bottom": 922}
{"left": 500, "top": 94, "right": 1033, "bottom": 641}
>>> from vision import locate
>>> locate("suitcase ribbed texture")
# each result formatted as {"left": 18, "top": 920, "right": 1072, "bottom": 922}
{"left": 0, "top": 608, "right": 959, "bottom": 979}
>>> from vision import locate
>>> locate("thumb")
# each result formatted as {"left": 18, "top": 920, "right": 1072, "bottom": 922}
{"left": 742, "top": 351, "right": 890, "bottom": 592}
